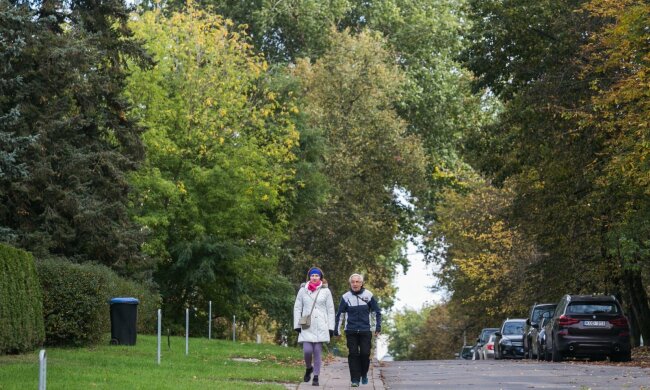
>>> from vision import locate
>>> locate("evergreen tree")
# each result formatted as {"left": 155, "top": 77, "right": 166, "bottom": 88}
{"left": 0, "top": 0, "right": 152, "bottom": 276}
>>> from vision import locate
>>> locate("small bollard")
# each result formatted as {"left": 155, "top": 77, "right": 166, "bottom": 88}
{"left": 208, "top": 301, "right": 212, "bottom": 340}
{"left": 39, "top": 349, "right": 46, "bottom": 390}
{"left": 157, "top": 309, "right": 161, "bottom": 365}
{"left": 256, "top": 334, "right": 261, "bottom": 344}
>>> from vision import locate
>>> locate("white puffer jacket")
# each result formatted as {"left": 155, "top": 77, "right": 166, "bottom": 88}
{"left": 293, "top": 283, "right": 335, "bottom": 343}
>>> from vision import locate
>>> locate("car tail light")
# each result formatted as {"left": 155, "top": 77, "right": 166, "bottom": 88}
{"left": 487, "top": 344, "right": 494, "bottom": 351}
{"left": 558, "top": 315, "right": 580, "bottom": 326}
{"left": 609, "top": 317, "right": 629, "bottom": 328}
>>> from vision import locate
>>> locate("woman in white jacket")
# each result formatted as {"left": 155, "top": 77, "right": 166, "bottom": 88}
{"left": 293, "top": 267, "right": 335, "bottom": 387}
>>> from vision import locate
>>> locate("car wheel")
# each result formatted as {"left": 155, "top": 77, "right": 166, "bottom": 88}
{"left": 551, "top": 338, "right": 563, "bottom": 362}
{"left": 610, "top": 351, "right": 631, "bottom": 362}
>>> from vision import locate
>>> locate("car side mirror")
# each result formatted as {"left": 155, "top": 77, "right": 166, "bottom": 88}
{"left": 532, "top": 323, "right": 539, "bottom": 329}
{"left": 526, "top": 318, "right": 531, "bottom": 326}
{"left": 476, "top": 338, "right": 480, "bottom": 343}
{"left": 494, "top": 332, "right": 502, "bottom": 337}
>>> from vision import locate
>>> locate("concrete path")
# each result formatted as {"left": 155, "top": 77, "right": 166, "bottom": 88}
{"left": 297, "top": 357, "right": 385, "bottom": 389}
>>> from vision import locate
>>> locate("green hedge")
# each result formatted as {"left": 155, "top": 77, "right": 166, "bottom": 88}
{"left": 0, "top": 244, "right": 45, "bottom": 355}
{"left": 37, "top": 258, "right": 160, "bottom": 346}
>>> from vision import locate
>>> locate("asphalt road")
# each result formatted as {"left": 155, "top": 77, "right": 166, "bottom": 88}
{"left": 381, "top": 359, "right": 650, "bottom": 389}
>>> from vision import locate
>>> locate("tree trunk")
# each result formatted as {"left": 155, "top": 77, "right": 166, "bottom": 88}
{"left": 622, "top": 269, "right": 650, "bottom": 346}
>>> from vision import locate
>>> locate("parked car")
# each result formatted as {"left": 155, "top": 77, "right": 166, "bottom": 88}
{"left": 458, "top": 345, "right": 474, "bottom": 360}
{"left": 544, "top": 294, "right": 631, "bottom": 362}
{"left": 523, "top": 303, "right": 557, "bottom": 359}
{"left": 472, "top": 327, "right": 499, "bottom": 360}
{"left": 478, "top": 334, "right": 497, "bottom": 359}
{"left": 494, "top": 318, "right": 526, "bottom": 359}
{"left": 535, "top": 317, "right": 551, "bottom": 361}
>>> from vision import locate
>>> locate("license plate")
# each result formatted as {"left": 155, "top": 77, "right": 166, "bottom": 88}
{"left": 583, "top": 321, "right": 607, "bottom": 327}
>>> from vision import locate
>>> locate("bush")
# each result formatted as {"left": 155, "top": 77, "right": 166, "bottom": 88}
{"left": 0, "top": 244, "right": 45, "bottom": 355}
{"left": 37, "top": 258, "right": 161, "bottom": 346}
{"left": 37, "top": 259, "right": 113, "bottom": 346}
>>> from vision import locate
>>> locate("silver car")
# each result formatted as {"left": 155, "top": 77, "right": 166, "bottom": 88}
{"left": 478, "top": 334, "right": 496, "bottom": 359}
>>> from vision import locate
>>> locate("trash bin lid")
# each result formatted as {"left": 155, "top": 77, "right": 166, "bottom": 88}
{"left": 109, "top": 297, "right": 139, "bottom": 304}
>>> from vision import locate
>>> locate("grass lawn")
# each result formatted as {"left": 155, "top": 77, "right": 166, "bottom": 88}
{"left": 0, "top": 334, "right": 304, "bottom": 389}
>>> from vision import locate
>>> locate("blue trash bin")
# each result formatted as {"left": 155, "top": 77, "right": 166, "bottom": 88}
{"left": 109, "top": 297, "right": 139, "bottom": 345}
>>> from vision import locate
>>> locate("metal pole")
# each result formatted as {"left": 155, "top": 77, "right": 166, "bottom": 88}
{"left": 232, "top": 315, "right": 236, "bottom": 342}
{"left": 157, "top": 309, "right": 161, "bottom": 365}
{"left": 185, "top": 308, "right": 189, "bottom": 356}
{"left": 208, "top": 301, "right": 212, "bottom": 340}
{"left": 38, "top": 349, "right": 46, "bottom": 390}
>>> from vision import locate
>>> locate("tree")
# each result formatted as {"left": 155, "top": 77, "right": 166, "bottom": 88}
{"left": 387, "top": 306, "right": 430, "bottom": 360}
{"left": 576, "top": 0, "right": 650, "bottom": 343}
{"left": 0, "top": 1, "right": 37, "bottom": 240}
{"left": 126, "top": 6, "right": 300, "bottom": 326}
{"left": 0, "top": 0, "right": 151, "bottom": 275}
{"left": 460, "top": 0, "right": 650, "bottom": 344}
{"left": 285, "top": 29, "right": 427, "bottom": 296}
{"left": 433, "top": 175, "right": 535, "bottom": 323}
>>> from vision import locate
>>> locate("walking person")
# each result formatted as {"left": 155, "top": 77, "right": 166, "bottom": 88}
{"left": 294, "top": 267, "right": 336, "bottom": 386}
{"left": 334, "top": 273, "right": 381, "bottom": 387}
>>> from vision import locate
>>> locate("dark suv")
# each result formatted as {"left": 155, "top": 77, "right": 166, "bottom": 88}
{"left": 544, "top": 294, "right": 631, "bottom": 362}
{"left": 494, "top": 318, "right": 526, "bottom": 359}
{"left": 523, "top": 303, "right": 556, "bottom": 359}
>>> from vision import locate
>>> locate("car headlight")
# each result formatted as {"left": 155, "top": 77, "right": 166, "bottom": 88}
{"left": 501, "top": 339, "right": 512, "bottom": 345}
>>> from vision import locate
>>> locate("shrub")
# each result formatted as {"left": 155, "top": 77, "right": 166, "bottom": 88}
{"left": 0, "top": 243, "right": 45, "bottom": 355}
{"left": 37, "top": 258, "right": 113, "bottom": 346}
{"left": 37, "top": 258, "right": 161, "bottom": 346}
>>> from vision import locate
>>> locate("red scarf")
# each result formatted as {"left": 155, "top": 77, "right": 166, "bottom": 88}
{"left": 307, "top": 281, "right": 322, "bottom": 292}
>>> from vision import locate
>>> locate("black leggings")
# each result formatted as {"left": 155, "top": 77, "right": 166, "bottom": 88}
{"left": 346, "top": 331, "right": 372, "bottom": 382}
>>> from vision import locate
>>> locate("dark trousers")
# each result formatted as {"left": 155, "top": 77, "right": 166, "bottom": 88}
{"left": 346, "top": 330, "right": 372, "bottom": 382}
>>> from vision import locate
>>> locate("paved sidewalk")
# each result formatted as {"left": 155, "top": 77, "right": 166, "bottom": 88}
{"left": 297, "top": 357, "right": 385, "bottom": 389}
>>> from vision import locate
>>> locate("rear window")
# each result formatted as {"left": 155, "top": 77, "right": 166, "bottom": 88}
{"left": 566, "top": 302, "right": 620, "bottom": 315}
{"left": 532, "top": 307, "right": 556, "bottom": 323}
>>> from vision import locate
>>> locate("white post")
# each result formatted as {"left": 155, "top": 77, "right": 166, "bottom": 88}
{"left": 185, "top": 308, "right": 189, "bottom": 356}
{"left": 256, "top": 334, "right": 261, "bottom": 344}
{"left": 208, "top": 301, "right": 212, "bottom": 340}
{"left": 38, "top": 349, "right": 46, "bottom": 390}
{"left": 232, "top": 315, "right": 236, "bottom": 342}
{"left": 157, "top": 309, "right": 161, "bottom": 365}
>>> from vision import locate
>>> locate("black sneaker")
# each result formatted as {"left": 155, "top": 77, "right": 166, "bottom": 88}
{"left": 312, "top": 375, "right": 319, "bottom": 386}
{"left": 304, "top": 367, "right": 313, "bottom": 382}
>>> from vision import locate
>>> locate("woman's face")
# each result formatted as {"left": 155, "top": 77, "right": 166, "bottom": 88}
{"left": 310, "top": 273, "right": 321, "bottom": 283}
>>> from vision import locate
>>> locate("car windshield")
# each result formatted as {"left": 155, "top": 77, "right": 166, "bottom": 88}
{"left": 503, "top": 322, "right": 525, "bottom": 335}
{"left": 567, "top": 303, "right": 619, "bottom": 314}
{"left": 480, "top": 329, "right": 497, "bottom": 342}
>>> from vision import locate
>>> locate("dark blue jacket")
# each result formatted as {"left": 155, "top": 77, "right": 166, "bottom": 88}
{"left": 335, "top": 288, "right": 381, "bottom": 334}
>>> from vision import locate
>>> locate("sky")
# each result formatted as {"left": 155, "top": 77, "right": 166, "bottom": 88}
{"left": 393, "top": 242, "right": 444, "bottom": 311}
{"left": 376, "top": 242, "right": 446, "bottom": 359}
